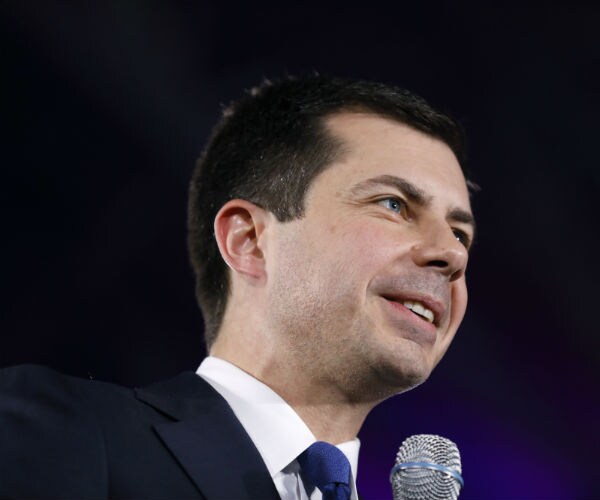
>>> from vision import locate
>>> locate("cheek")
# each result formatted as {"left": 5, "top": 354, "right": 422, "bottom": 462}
{"left": 274, "top": 217, "right": 401, "bottom": 307}
{"left": 430, "top": 280, "right": 467, "bottom": 367}
{"left": 451, "top": 278, "right": 468, "bottom": 323}
{"left": 328, "top": 219, "right": 397, "bottom": 268}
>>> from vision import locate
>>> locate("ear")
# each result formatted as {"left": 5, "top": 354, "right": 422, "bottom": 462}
{"left": 214, "top": 199, "right": 269, "bottom": 282}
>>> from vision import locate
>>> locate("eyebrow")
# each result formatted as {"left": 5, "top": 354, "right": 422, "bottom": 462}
{"left": 350, "top": 174, "right": 431, "bottom": 206}
{"left": 448, "top": 207, "right": 477, "bottom": 234}
{"left": 349, "top": 174, "right": 477, "bottom": 233}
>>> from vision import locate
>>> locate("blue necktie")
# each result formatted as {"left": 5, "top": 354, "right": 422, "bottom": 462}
{"left": 297, "top": 441, "right": 352, "bottom": 500}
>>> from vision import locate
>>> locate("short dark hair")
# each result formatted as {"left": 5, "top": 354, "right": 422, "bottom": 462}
{"left": 188, "top": 75, "right": 467, "bottom": 348}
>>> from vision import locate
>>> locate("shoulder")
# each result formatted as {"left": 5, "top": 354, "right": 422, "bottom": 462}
{"left": 1, "top": 363, "right": 128, "bottom": 391}
{"left": 0, "top": 365, "right": 135, "bottom": 498}
{"left": 0, "top": 363, "right": 168, "bottom": 437}
{"left": 0, "top": 365, "right": 218, "bottom": 498}
{"left": 0, "top": 363, "right": 137, "bottom": 417}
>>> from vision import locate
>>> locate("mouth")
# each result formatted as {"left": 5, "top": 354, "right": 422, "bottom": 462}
{"left": 401, "top": 300, "right": 435, "bottom": 323}
{"left": 380, "top": 293, "right": 444, "bottom": 327}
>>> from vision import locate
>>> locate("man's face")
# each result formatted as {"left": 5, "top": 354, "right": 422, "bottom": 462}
{"left": 264, "top": 112, "right": 473, "bottom": 400}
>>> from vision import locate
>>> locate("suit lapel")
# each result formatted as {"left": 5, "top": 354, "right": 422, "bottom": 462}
{"left": 136, "top": 373, "right": 280, "bottom": 500}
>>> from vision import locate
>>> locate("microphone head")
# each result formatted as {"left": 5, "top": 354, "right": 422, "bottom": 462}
{"left": 389, "top": 434, "right": 463, "bottom": 500}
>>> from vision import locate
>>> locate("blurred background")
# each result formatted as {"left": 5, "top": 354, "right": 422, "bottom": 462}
{"left": 1, "top": 2, "right": 598, "bottom": 499}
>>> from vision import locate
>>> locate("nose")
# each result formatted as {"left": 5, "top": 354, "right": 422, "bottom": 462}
{"left": 409, "top": 222, "right": 469, "bottom": 281}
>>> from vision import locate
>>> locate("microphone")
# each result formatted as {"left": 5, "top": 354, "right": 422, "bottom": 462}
{"left": 389, "top": 434, "right": 463, "bottom": 500}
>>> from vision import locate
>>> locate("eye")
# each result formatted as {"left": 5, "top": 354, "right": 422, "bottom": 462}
{"left": 377, "top": 197, "right": 406, "bottom": 215}
{"left": 453, "top": 228, "right": 471, "bottom": 249}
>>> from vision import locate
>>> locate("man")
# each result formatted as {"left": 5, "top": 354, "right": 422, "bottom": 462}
{"left": 0, "top": 76, "right": 474, "bottom": 499}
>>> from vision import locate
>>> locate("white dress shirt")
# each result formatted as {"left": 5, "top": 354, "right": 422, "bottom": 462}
{"left": 197, "top": 356, "right": 360, "bottom": 500}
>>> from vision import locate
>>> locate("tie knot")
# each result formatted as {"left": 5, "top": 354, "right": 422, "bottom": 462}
{"left": 297, "top": 441, "right": 351, "bottom": 500}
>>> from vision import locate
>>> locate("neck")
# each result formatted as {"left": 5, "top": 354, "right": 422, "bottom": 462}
{"left": 276, "top": 386, "right": 373, "bottom": 444}
{"left": 211, "top": 330, "right": 382, "bottom": 443}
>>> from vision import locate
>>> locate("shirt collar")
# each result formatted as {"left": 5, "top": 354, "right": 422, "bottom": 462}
{"left": 196, "top": 356, "right": 360, "bottom": 482}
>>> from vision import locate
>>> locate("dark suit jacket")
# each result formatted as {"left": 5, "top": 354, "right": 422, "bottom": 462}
{"left": 0, "top": 364, "right": 281, "bottom": 499}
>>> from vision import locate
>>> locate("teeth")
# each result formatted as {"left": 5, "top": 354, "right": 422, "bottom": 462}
{"left": 402, "top": 300, "right": 434, "bottom": 323}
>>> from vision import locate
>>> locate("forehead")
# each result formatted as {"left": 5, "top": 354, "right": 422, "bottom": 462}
{"left": 309, "top": 112, "right": 471, "bottom": 209}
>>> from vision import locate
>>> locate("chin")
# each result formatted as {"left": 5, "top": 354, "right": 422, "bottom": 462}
{"left": 394, "top": 365, "right": 432, "bottom": 392}
{"left": 360, "top": 364, "right": 431, "bottom": 399}
{"left": 371, "top": 350, "right": 434, "bottom": 395}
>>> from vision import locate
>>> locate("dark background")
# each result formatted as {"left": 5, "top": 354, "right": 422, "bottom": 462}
{"left": 2, "top": 2, "right": 598, "bottom": 499}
